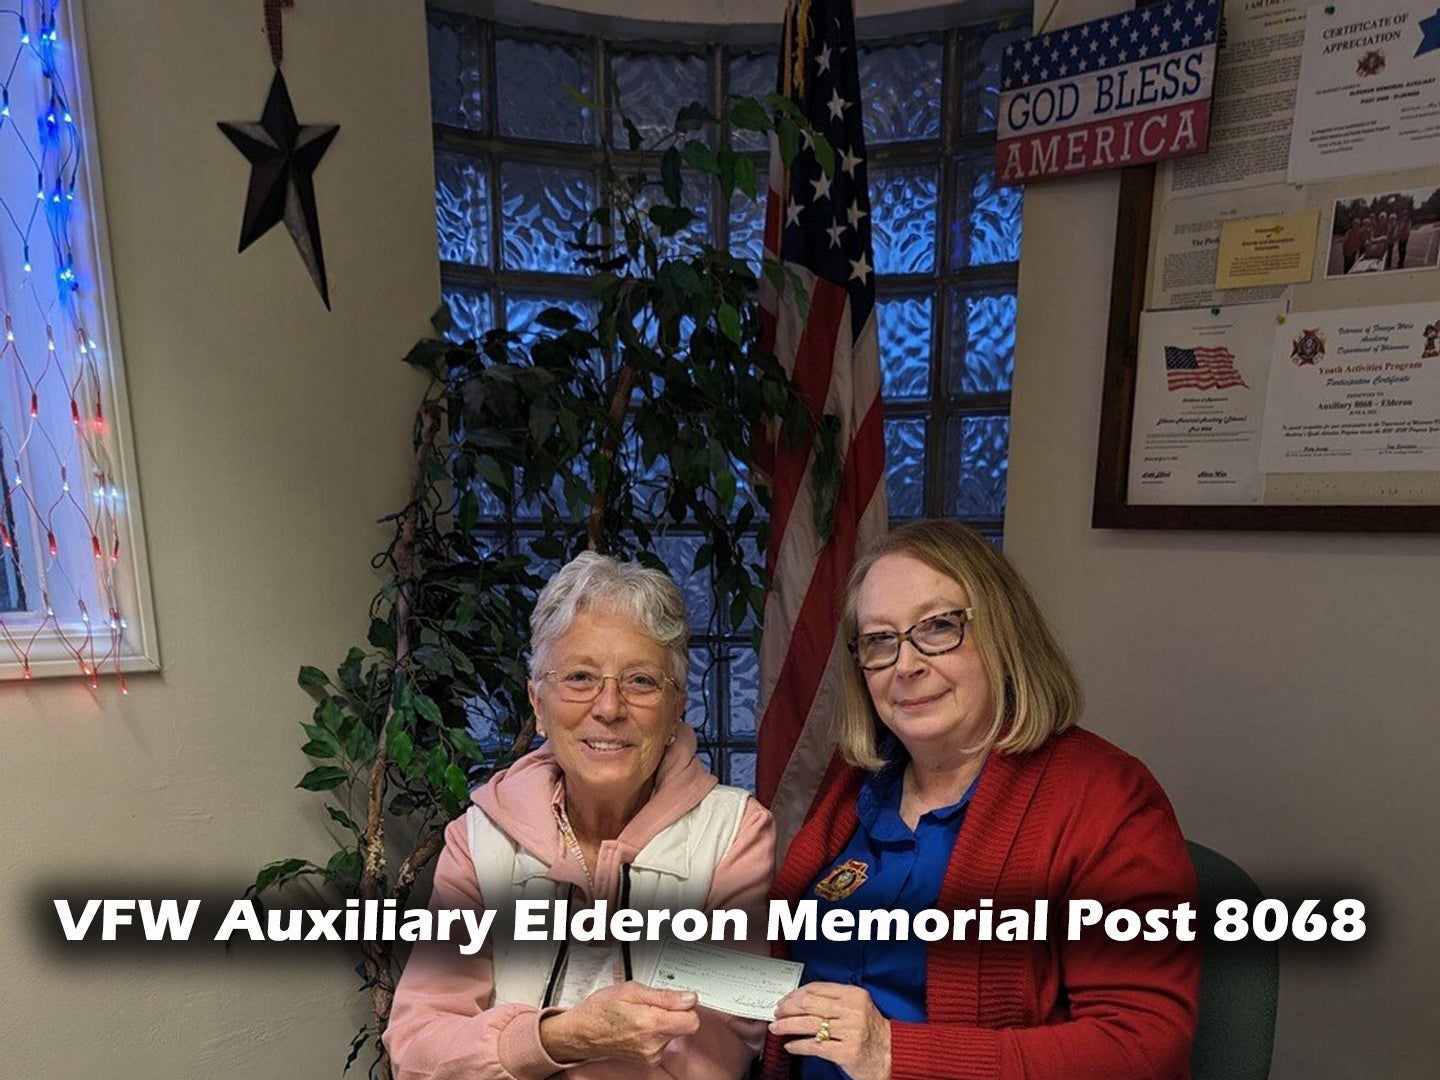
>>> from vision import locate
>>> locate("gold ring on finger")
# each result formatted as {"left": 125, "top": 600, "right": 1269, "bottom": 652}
{"left": 815, "top": 1019, "right": 831, "bottom": 1042}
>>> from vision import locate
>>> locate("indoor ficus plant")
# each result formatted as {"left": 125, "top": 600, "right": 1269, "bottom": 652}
{"left": 248, "top": 93, "right": 839, "bottom": 1078}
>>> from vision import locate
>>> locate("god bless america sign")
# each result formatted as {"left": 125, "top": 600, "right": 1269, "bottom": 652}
{"left": 996, "top": 0, "right": 1220, "bottom": 183}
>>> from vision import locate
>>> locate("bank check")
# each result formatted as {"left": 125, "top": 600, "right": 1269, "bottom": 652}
{"left": 644, "top": 939, "right": 803, "bottom": 1021}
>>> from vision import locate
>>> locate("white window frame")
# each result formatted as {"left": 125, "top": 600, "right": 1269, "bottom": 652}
{"left": 0, "top": 0, "right": 157, "bottom": 680}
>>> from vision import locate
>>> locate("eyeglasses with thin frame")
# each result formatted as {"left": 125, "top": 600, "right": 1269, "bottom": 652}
{"left": 539, "top": 667, "right": 678, "bottom": 705}
{"left": 848, "top": 608, "right": 975, "bottom": 671}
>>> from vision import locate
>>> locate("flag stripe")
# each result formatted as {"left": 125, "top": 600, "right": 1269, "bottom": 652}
{"left": 757, "top": 393, "right": 885, "bottom": 806}
{"left": 756, "top": 0, "right": 887, "bottom": 851}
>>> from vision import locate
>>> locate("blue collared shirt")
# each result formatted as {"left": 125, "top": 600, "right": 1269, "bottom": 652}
{"left": 788, "top": 760, "right": 982, "bottom": 1080}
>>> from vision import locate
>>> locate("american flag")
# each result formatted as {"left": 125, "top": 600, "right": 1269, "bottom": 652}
{"left": 756, "top": 0, "right": 887, "bottom": 851}
{"left": 1165, "top": 345, "right": 1248, "bottom": 391}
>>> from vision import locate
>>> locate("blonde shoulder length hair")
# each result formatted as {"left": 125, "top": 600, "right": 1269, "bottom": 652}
{"left": 836, "top": 519, "right": 1082, "bottom": 771}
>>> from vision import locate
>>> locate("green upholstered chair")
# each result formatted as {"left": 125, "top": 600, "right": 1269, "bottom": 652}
{"left": 1187, "top": 841, "right": 1280, "bottom": 1080}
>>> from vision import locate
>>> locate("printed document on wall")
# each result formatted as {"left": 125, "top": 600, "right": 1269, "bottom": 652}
{"left": 1128, "top": 304, "right": 1283, "bottom": 504}
{"left": 1259, "top": 302, "right": 1440, "bottom": 471}
{"left": 1288, "top": 1, "right": 1440, "bottom": 183}
{"left": 1163, "top": 0, "right": 1307, "bottom": 198}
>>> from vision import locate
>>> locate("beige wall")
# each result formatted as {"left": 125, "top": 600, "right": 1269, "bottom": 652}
{"left": 1, "top": 0, "right": 436, "bottom": 1075}
{"left": 1007, "top": 1, "right": 1440, "bottom": 1077}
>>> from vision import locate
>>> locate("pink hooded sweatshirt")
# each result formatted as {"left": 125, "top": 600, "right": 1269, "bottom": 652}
{"left": 384, "top": 726, "right": 775, "bottom": 1080}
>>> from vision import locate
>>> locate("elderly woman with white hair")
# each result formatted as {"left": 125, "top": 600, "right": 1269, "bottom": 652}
{"left": 386, "top": 552, "right": 774, "bottom": 1079}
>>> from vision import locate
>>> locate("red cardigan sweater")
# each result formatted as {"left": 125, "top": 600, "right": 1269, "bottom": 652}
{"left": 760, "top": 728, "right": 1199, "bottom": 1080}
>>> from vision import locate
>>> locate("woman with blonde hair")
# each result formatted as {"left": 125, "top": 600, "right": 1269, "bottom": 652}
{"left": 762, "top": 520, "right": 1198, "bottom": 1080}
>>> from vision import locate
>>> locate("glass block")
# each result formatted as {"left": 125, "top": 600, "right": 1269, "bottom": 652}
{"left": 427, "top": 11, "right": 484, "bottom": 131}
{"left": 884, "top": 417, "right": 927, "bottom": 518}
{"left": 727, "top": 646, "right": 759, "bottom": 738}
{"left": 877, "top": 295, "right": 932, "bottom": 400}
{"left": 947, "top": 289, "right": 1016, "bottom": 396}
{"left": 495, "top": 34, "right": 595, "bottom": 145}
{"left": 951, "top": 155, "right": 1022, "bottom": 268}
{"left": 442, "top": 285, "right": 493, "bottom": 343}
{"left": 727, "top": 50, "right": 778, "bottom": 152}
{"left": 611, "top": 49, "right": 708, "bottom": 148}
{"left": 686, "top": 645, "right": 718, "bottom": 739}
{"left": 946, "top": 416, "right": 1010, "bottom": 521}
{"left": 870, "top": 165, "right": 938, "bottom": 275}
{"left": 728, "top": 751, "right": 757, "bottom": 792}
{"left": 729, "top": 189, "right": 766, "bottom": 272}
{"left": 435, "top": 151, "right": 490, "bottom": 267}
{"left": 654, "top": 532, "right": 712, "bottom": 625}
{"left": 859, "top": 40, "right": 943, "bottom": 145}
{"left": 695, "top": 748, "right": 716, "bottom": 774}
{"left": 499, "top": 162, "right": 596, "bottom": 273}
{"left": 964, "top": 24, "right": 1030, "bottom": 135}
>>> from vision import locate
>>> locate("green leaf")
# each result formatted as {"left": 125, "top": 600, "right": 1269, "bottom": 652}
{"left": 777, "top": 117, "right": 799, "bottom": 165}
{"left": 444, "top": 764, "right": 470, "bottom": 802}
{"left": 734, "top": 154, "right": 758, "bottom": 200}
{"left": 326, "top": 806, "right": 363, "bottom": 836}
{"left": 729, "top": 96, "right": 769, "bottom": 132}
{"left": 681, "top": 140, "right": 717, "bottom": 174}
{"left": 414, "top": 642, "right": 452, "bottom": 676}
{"left": 412, "top": 693, "right": 444, "bottom": 726}
{"left": 388, "top": 727, "right": 415, "bottom": 769}
{"left": 716, "top": 147, "right": 738, "bottom": 200}
{"left": 367, "top": 618, "right": 396, "bottom": 652}
{"left": 297, "top": 766, "right": 349, "bottom": 792}
{"left": 536, "top": 306, "right": 579, "bottom": 331}
{"left": 718, "top": 303, "right": 742, "bottom": 344}
{"left": 623, "top": 115, "right": 643, "bottom": 151}
{"left": 675, "top": 101, "right": 713, "bottom": 132}
{"left": 648, "top": 205, "right": 693, "bottom": 235}
{"left": 660, "top": 146, "right": 682, "bottom": 204}
{"left": 301, "top": 723, "right": 342, "bottom": 760}
{"left": 298, "top": 666, "right": 329, "bottom": 692}
{"left": 249, "top": 857, "right": 317, "bottom": 897}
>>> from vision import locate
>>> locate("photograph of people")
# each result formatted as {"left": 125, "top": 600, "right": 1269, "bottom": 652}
{"left": 385, "top": 552, "right": 774, "bottom": 1079}
{"left": 1325, "top": 188, "right": 1440, "bottom": 277}
{"left": 761, "top": 520, "right": 1197, "bottom": 1080}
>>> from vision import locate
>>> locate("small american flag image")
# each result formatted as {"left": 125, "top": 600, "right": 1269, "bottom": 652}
{"left": 1164, "top": 345, "right": 1247, "bottom": 391}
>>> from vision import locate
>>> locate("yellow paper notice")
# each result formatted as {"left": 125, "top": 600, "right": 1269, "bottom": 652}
{"left": 1215, "top": 212, "right": 1320, "bottom": 290}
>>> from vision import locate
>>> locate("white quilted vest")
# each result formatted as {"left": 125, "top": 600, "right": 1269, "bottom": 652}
{"left": 466, "top": 784, "right": 750, "bottom": 1007}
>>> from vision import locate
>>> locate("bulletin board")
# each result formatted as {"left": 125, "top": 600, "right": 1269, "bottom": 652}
{"left": 1093, "top": 0, "right": 1440, "bottom": 531}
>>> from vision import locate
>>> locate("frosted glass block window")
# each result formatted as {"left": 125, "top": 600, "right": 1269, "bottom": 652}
{"left": 877, "top": 295, "right": 933, "bottom": 400}
{"left": 610, "top": 48, "right": 707, "bottom": 147}
{"left": 499, "top": 162, "right": 596, "bottom": 273}
{"left": 946, "top": 416, "right": 1010, "bottom": 521}
{"left": 434, "top": 151, "right": 490, "bottom": 266}
{"left": 427, "top": 9, "right": 1029, "bottom": 790}
{"left": 495, "top": 34, "right": 595, "bottom": 144}
{"left": 871, "top": 165, "right": 938, "bottom": 274}
{"left": 859, "top": 39, "right": 943, "bottom": 144}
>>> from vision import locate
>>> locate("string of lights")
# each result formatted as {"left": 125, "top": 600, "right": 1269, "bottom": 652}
{"left": 0, "top": 0, "right": 129, "bottom": 689}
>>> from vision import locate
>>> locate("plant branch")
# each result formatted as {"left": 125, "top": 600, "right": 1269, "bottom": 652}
{"left": 586, "top": 361, "right": 638, "bottom": 550}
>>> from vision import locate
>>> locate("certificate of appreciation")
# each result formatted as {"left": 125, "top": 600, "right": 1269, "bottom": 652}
{"left": 1259, "top": 302, "right": 1440, "bottom": 472}
{"left": 1128, "top": 304, "right": 1281, "bottom": 504}
{"left": 1287, "top": 1, "right": 1440, "bottom": 183}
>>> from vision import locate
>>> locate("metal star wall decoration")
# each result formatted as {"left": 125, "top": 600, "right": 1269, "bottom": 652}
{"left": 218, "top": 69, "right": 339, "bottom": 309}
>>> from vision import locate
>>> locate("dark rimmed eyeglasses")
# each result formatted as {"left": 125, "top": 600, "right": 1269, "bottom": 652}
{"left": 539, "top": 668, "right": 678, "bottom": 705}
{"left": 847, "top": 608, "right": 975, "bottom": 671}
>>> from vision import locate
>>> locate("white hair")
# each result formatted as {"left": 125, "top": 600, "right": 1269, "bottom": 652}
{"left": 528, "top": 551, "right": 690, "bottom": 683}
